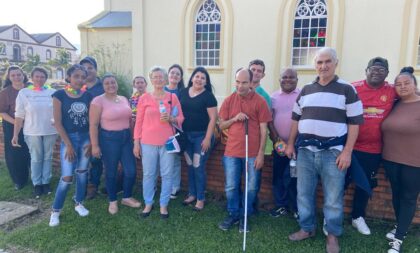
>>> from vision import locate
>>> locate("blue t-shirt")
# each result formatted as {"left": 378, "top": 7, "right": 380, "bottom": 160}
{"left": 52, "top": 89, "right": 93, "bottom": 133}
{"left": 164, "top": 86, "right": 180, "bottom": 97}
{"left": 86, "top": 78, "right": 104, "bottom": 98}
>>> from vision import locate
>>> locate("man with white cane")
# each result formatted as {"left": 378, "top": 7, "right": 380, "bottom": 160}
{"left": 218, "top": 68, "right": 272, "bottom": 233}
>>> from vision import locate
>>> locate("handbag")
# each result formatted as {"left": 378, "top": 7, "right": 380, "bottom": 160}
{"left": 165, "top": 94, "right": 187, "bottom": 153}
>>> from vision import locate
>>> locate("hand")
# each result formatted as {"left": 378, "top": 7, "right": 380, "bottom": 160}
{"left": 336, "top": 149, "right": 351, "bottom": 170}
{"left": 234, "top": 112, "right": 248, "bottom": 122}
{"left": 11, "top": 136, "right": 21, "bottom": 147}
{"left": 285, "top": 145, "right": 296, "bottom": 159}
{"left": 92, "top": 145, "right": 102, "bottom": 158}
{"left": 254, "top": 152, "right": 265, "bottom": 170}
{"left": 160, "top": 112, "right": 170, "bottom": 122}
{"left": 201, "top": 137, "right": 211, "bottom": 153}
{"left": 65, "top": 144, "right": 76, "bottom": 162}
{"left": 84, "top": 143, "right": 92, "bottom": 157}
{"left": 133, "top": 142, "right": 142, "bottom": 159}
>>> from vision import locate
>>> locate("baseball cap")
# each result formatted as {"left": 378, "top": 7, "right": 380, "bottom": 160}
{"left": 80, "top": 56, "right": 97, "bottom": 70}
{"left": 367, "top": 57, "right": 388, "bottom": 70}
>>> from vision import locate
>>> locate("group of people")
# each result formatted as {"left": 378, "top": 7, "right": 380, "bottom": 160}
{"left": 0, "top": 47, "right": 419, "bottom": 253}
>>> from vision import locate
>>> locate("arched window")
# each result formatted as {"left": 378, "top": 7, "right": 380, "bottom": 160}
{"left": 56, "top": 36, "right": 61, "bottom": 47}
{"left": 0, "top": 43, "right": 6, "bottom": 55}
{"left": 13, "top": 44, "right": 21, "bottom": 61}
{"left": 194, "top": 0, "right": 222, "bottom": 67}
{"left": 27, "top": 47, "right": 33, "bottom": 56}
{"left": 67, "top": 52, "right": 72, "bottom": 61}
{"left": 291, "top": 0, "right": 327, "bottom": 66}
{"left": 56, "top": 68, "right": 64, "bottom": 80}
{"left": 13, "top": 28, "right": 20, "bottom": 40}
{"left": 46, "top": 49, "right": 51, "bottom": 60}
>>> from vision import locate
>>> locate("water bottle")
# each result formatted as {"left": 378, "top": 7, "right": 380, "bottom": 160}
{"left": 159, "top": 101, "right": 166, "bottom": 122}
{"left": 289, "top": 158, "right": 297, "bottom": 178}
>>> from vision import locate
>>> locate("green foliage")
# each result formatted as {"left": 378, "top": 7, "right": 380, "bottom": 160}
{"left": 48, "top": 48, "right": 71, "bottom": 70}
{"left": 21, "top": 54, "right": 41, "bottom": 73}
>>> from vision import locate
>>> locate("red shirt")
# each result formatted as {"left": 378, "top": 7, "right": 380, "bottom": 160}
{"left": 219, "top": 91, "right": 272, "bottom": 157}
{"left": 352, "top": 80, "right": 396, "bottom": 153}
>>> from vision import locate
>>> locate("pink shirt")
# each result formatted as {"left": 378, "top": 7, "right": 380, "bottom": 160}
{"left": 271, "top": 88, "right": 300, "bottom": 142}
{"left": 134, "top": 92, "right": 184, "bottom": 145}
{"left": 91, "top": 95, "right": 131, "bottom": 131}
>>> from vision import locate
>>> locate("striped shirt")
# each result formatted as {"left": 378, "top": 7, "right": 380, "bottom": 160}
{"left": 292, "top": 76, "right": 364, "bottom": 151}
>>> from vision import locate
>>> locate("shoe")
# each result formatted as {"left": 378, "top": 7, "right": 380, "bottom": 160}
{"left": 193, "top": 200, "right": 205, "bottom": 211}
{"left": 170, "top": 190, "right": 179, "bottom": 200}
{"left": 49, "top": 212, "right": 60, "bottom": 227}
{"left": 218, "top": 216, "right": 239, "bottom": 231}
{"left": 326, "top": 234, "right": 340, "bottom": 253}
{"left": 388, "top": 239, "right": 402, "bottom": 253}
{"left": 352, "top": 217, "right": 371, "bottom": 235}
{"left": 293, "top": 211, "right": 299, "bottom": 220}
{"left": 108, "top": 201, "right": 118, "bottom": 215}
{"left": 323, "top": 218, "right": 328, "bottom": 236}
{"left": 140, "top": 206, "right": 153, "bottom": 218}
{"left": 160, "top": 213, "right": 169, "bottom": 219}
{"left": 121, "top": 198, "right": 141, "bottom": 208}
{"left": 386, "top": 225, "right": 397, "bottom": 241}
{"left": 86, "top": 184, "right": 97, "bottom": 200}
{"left": 33, "top": 185, "right": 43, "bottom": 199}
{"left": 182, "top": 196, "right": 196, "bottom": 206}
{"left": 42, "top": 184, "right": 52, "bottom": 195}
{"left": 288, "top": 229, "right": 315, "bottom": 241}
{"left": 74, "top": 204, "right": 89, "bottom": 217}
{"left": 14, "top": 183, "right": 24, "bottom": 190}
{"left": 269, "top": 207, "right": 288, "bottom": 217}
{"left": 239, "top": 218, "right": 250, "bottom": 233}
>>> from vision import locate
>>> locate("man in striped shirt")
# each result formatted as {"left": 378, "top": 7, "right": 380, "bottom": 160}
{"left": 286, "top": 47, "right": 364, "bottom": 253}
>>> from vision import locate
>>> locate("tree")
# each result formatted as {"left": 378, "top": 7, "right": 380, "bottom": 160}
{"left": 48, "top": 48, "right": 71, "bottom": 70}
{"left": 22, "top": 54, "right": 41, "bottom": 73}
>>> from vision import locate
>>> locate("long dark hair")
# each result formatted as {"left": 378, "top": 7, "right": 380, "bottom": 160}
{"left": 168, "top": 64, "right": 185, "bottom": 90}
{"left": 187, "top": 66, "right": 213, "bottom": 93}
{"left": 2, "top": 65, "right": 28, "bottom": 89}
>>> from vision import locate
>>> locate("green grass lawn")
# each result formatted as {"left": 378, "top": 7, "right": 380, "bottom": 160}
{"left": 0, "top": 163, "right": 418, "bottom": 253}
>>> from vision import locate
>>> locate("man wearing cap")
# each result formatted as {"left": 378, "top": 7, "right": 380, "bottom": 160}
{"left": 267, "top": 68, "right": 300, "bottom": 218}
{"left": 80, "top": 56, "right": 105, "bottom": 199}
{"left": 350, "top": 57, "right": 396, "bottom": 235}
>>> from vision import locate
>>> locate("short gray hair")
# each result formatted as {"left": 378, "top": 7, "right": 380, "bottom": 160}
{"left": 148, "top": 66, "right": 168, "bottom": 82}
{"left": 313, "top": 47, "right": 338, "bottom": 64}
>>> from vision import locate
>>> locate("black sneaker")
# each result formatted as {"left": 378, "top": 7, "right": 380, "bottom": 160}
{"left": 239, "top": 218, "right": 250, "bottom": 233}
{"left": 33, "top": 185, "right": 43, "bottom": 199}
{"left": 42, "top": 184, "right": 52, "bottom": 195}
{"left": 293, "top": 211, "right": 299, "bottom": 220}
{"left": 269, "top": 207, "right": 288, "bottom": 217}
{"left": 218, "top": 216, "right": 239, "bottom": 231}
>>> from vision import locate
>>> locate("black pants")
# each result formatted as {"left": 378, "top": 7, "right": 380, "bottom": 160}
{"left": 384, "top": 160, "right": 420, "bottom": 240}
{"left": 351, "top": 150, "right": 382, "bottom": 219}
{"left": 272, "top": 151, "right": 297, "bottom": 211}
{"left": 2, "top": 120, "right": 30, "bottom": 187}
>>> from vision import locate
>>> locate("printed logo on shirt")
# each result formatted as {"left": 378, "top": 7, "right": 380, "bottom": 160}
{"left": 364, "top": 107, "right": 385, "bottom": 118}
{"left": 380, "top": 95, "right": 388, "bottom": 102}
{"left": 69, "top": 102, "right": 88, "bottom": 127}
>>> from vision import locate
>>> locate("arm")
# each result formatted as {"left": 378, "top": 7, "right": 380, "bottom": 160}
{"left": 219, "top": 112, "right": 248, "bottom": 130}
{"left": 133, "top": 96, "right": 146, "bottom": 158}
{"left": 89, "top": 103, "right": 102, "bottom": 158}
{"left": 336, "top": 124, "right": 359, "bottom": 170}
{"left": 0, "top": 113, "right": 14, "bottom": 124}
{"left": 267, "top": 120, "right": 279, "bottom": 143}
{"left": 285, "top": 120, "right": 298, "bottom": 159}
{"left": 201, "top": 107, "right": 218, "bottom": 152}
{"left": 53, "top": 97, "right": 76, "bottom": 162}
{"left": 11, "top": 117, "right": 24, "bottom": 147}
{"left": 254, "top": 122, "right": 268, "bottom": 170}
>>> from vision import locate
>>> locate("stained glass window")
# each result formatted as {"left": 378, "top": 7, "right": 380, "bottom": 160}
{"left": 195, "top": 0, "right": 221, "bottom": 67}
{"left": 292, "top": 0, "right": 327, "bottom": 66}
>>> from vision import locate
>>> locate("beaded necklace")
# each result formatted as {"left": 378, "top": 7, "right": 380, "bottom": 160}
{"left": 130, "top": 92, "right": 142, "bottom": 114}
{"left": 27, "top": 84, "right": 51, "bottom": 91}
{"left": 64, "top": 84, "right": 87, "bottom": 95}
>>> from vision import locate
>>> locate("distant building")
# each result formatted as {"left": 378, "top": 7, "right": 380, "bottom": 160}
{"left": 0, "top": 24, "right": 77, "bottom": 79}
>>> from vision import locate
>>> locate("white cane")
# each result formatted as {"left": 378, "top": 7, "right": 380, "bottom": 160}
{"left": 242, "top": 118, "right": 249, "bottom": 252}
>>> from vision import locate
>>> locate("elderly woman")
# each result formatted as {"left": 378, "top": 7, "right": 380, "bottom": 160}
{"left": 382, "top": 67, "right": 420, "bottom": 253}
{"left": 179, "top": 67, "right": 217, "bottom": 211}
{"left": 12, "top": 67, "right": 57, "bottom": 198}
{"left": 0, "top": 66, "right": 30, "bottom": 190}
{"left": 90, "top": 74, "right": 141, "bottom": 215}
{"left": 133, "top": 66, "right": 184, "bottom": 219}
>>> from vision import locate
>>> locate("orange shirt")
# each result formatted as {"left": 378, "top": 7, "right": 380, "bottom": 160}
{"left": 219, "top": 91, "right": 272, "bottom": 157}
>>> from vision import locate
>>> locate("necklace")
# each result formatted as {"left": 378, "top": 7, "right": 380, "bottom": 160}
{"left": 64, "top": 84, "right": 87, "bottom": 95}
{"left": 27, "top": 84, "right": 51, "bottom": 91}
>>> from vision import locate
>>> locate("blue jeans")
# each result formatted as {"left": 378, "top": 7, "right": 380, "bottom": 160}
{"left": 184, "top": 132, "right": 214, "bottom": 201}
{"left": 171, "top": 155, "right": 181, "bottom": 194}
{"left": 99, "top": 129, "right": 137, "bottom": 202}
{"left": 223, "top": 156, "right": 261, "bottom": 219}
{"left": 52, "top": 132, "right": 90, "bottom": 211}
{"left": 141, "top": 144, "right": 175, "bottom": 207}
{"left": 89, "top": 156, "right": 103, "bottom": 188}
{"left": 297, "top": 148, "right": 346, "bottom": 236}
{"left": 24, "top": 134, "right": 57, "bottom": 186}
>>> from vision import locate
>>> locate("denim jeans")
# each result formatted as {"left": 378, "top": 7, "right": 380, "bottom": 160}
{"left": 297, "top": 148, "right": 346, "bottom": 236}
{"left": 99, "top": 128, "right": 137, "bottom": 202}
{"left": 272, "top": 151, "right": 292, "bottom": 208}
{"left": 184, "top": 132, "right": 214, "bottom": 201}
{"left": 223, "top": 156, "right": 261, "bottom": 219}
{"left": 24, "top": 134, "right": 57, "bottom": 186}
{"left": 141, "top": 143, "right": 175, "bottom": 207}
{"left": 89, "top": 156, "right": 103, "bottom": 188}
{"left": 52, "top": 132, "right": 90, "bottom": 211}
{"left": 171, "top": 155, "right": 181, "bottom": 194}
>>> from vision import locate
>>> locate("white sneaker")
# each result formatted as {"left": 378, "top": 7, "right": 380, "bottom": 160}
{"left": 388, "top": 239, "right": 402, "bottom": 253}
{"left": 386, "top": 226, "right": 397, "bottom": 241}
{"left": 75, "top": 204, "right": 89, "bottom": 217}
{"left": 49, "top": 212, "right": 60, "bottom": 227}
{"left": 352, "top": 217, "right": 371, "bottom": 235}
{"left": 323, "top": 218, "right": 328, "bottom": 236}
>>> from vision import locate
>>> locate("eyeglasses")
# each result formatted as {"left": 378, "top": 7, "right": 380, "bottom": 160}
{"left": 151, "top": 77, "right": 165, "bottom": 80}
{"left": 368, "top": 67, "right": 388, "bottom": 74}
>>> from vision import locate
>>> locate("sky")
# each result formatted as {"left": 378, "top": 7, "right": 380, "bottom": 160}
{"left": 1, "top": 0, "right": 104, "bottom": 47}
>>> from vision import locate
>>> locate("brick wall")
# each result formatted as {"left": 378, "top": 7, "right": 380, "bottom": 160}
{"left": 0, "top": 124, "right": 418, "bottom": 224}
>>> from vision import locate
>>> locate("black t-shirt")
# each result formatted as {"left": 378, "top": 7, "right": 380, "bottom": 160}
{"left": 179, "top": 88, "right": 217, "bottom": 132}
{"left": 86, "top": 78, "right": 104, "bottom": 98}
{"left": 52, "top": 89, "right": 93, "bottom": 133}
